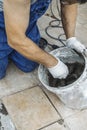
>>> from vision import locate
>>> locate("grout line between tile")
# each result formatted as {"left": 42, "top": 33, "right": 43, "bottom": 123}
{"left": 36, "top": 120, "right": 58, "bottom": 130}
{"left": 36, "top": 120, "right": 71, "bottom": 130}
{"left": 1, "top": 85, "right": 38, "bottom": 99}
{"left": 39, "top": 85, "right": 63, "bottom": 119}
{"left": 39, "top": 85, "right": 82, "bottom": 120}
{"left": 57, "top": 120, "right": 71, "bottom": 130}
{"left": 62, "top": 109, "right": 82, "bottom": 120}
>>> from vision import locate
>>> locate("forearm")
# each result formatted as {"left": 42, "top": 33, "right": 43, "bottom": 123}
{"left": 8, "top": 36, "right": 57, "bottom": 68}
{"left": 60, "top": 2, "right": 78, "bottom": 39}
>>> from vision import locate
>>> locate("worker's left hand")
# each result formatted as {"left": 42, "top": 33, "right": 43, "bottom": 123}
{"left": 66, "top": 37, "right": 86, "bottom": 53}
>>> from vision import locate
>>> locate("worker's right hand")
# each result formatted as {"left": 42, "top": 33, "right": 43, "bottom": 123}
{"left": 47, "top": 57, "right": 69, "bottom": 79}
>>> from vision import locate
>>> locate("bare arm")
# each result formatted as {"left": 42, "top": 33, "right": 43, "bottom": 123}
{"left": 60, "top": 0, "right": 78, "bottom": 39}
{"left": 3, "top": 0, "right": 57, "bottom": 68}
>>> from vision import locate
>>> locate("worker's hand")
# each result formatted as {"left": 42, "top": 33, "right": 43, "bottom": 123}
{"left": 66, "top": 37, "right": 86, "bottom": 53}
{"left": 48, "top": 57, "right": 69, "bottom": 79}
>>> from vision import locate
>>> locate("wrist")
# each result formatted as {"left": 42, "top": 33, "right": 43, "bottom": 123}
{"left": 66, "top": 37, "right": 76, "bottom": 42}
{"left": 66, "top": 37, "right": 77, "bottom": 46}
{"left": 45, "top": 55, "right": 58, "bottom": 68}
{"left": 48, "top": 58, "right": 59, "bottom": 69}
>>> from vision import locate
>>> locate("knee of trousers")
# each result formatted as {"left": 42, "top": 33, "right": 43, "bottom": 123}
{"left": 9, "top": 49, "right": 39, "bottom": 73}
{"left": 15, "top": 61, "right": 39, "bottom": 73}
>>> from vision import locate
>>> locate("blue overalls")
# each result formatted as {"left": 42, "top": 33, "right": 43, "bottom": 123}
{"left": 0, "top": 0, "right": 51, "bottom": 79}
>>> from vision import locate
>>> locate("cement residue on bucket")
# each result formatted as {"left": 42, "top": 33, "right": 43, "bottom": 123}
{"left": 38, "top": 47, "right": 87, "bottom": 110}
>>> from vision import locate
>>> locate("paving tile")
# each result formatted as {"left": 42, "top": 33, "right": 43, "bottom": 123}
{"left": 83, "top": 24, "right": 87, "bottom": 29}
{"left": 77, "top": 4, "right": 87, "bottom": 25}
{"left": 38, "top": 15, "right": 65, "bottom": 47}
{"left": 0, "top": 62, "right": 40, "bottom": 98}
{"left": 78, "top": 14, "right": 87, "bottom": 24}
{"left": 0, "top": 100, "right": 16, "bottom": 130}
{"left": 41, "top": 122, "right": 69, "bottom": 130}
{"left": 2, "top": 87, "right": 60, "bottom": 130}
{"left": 41, "top": 86, "right": 79, "bottom": 119}
{"left": 76, "top": 22, "right": 87, "bottom": 46}
{"left": 65, "top": 109, "right": 87, "bottom": 130}
{"left": 46, "top": 0, "right": 61, "bottom": 18}
{"left": 77, "top": 13, "right": 87, "bottom": 25}
{"left": 38, "top": 15, "right": 52, "bottom": 31}
{"left": 38, "top": 15, "right": 64, "bottom": 45}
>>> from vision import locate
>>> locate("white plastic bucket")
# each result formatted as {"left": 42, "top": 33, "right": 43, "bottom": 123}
{"left": 38, "top": 47, "right": 87, "bottom": 110}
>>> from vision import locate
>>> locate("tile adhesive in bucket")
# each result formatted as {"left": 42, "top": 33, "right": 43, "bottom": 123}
{"left": 48, "top": 50, "right": 85, "bottom": 87}
{"left": 38, "top": 47, "right": 87, "bottom": 110}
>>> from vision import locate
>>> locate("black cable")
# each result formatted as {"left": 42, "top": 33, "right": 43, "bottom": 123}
{"left": 45, "top": 0, "right": 66, "bottom": 49}
{"left": 44, "top": 0, "right": 87, "bottom": 50}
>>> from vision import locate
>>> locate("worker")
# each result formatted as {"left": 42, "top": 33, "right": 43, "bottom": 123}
{"left": 0, "top": 0, "right": 86, "bottom": 79}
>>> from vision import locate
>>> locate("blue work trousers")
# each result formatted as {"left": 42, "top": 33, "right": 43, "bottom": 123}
{"left": 0, "top": 0, "right": 51, "bottom": 79}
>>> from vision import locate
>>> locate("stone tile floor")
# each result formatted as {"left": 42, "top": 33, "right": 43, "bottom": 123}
{"left": 0, "top": 2, "right": 87, "bottom": 130}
